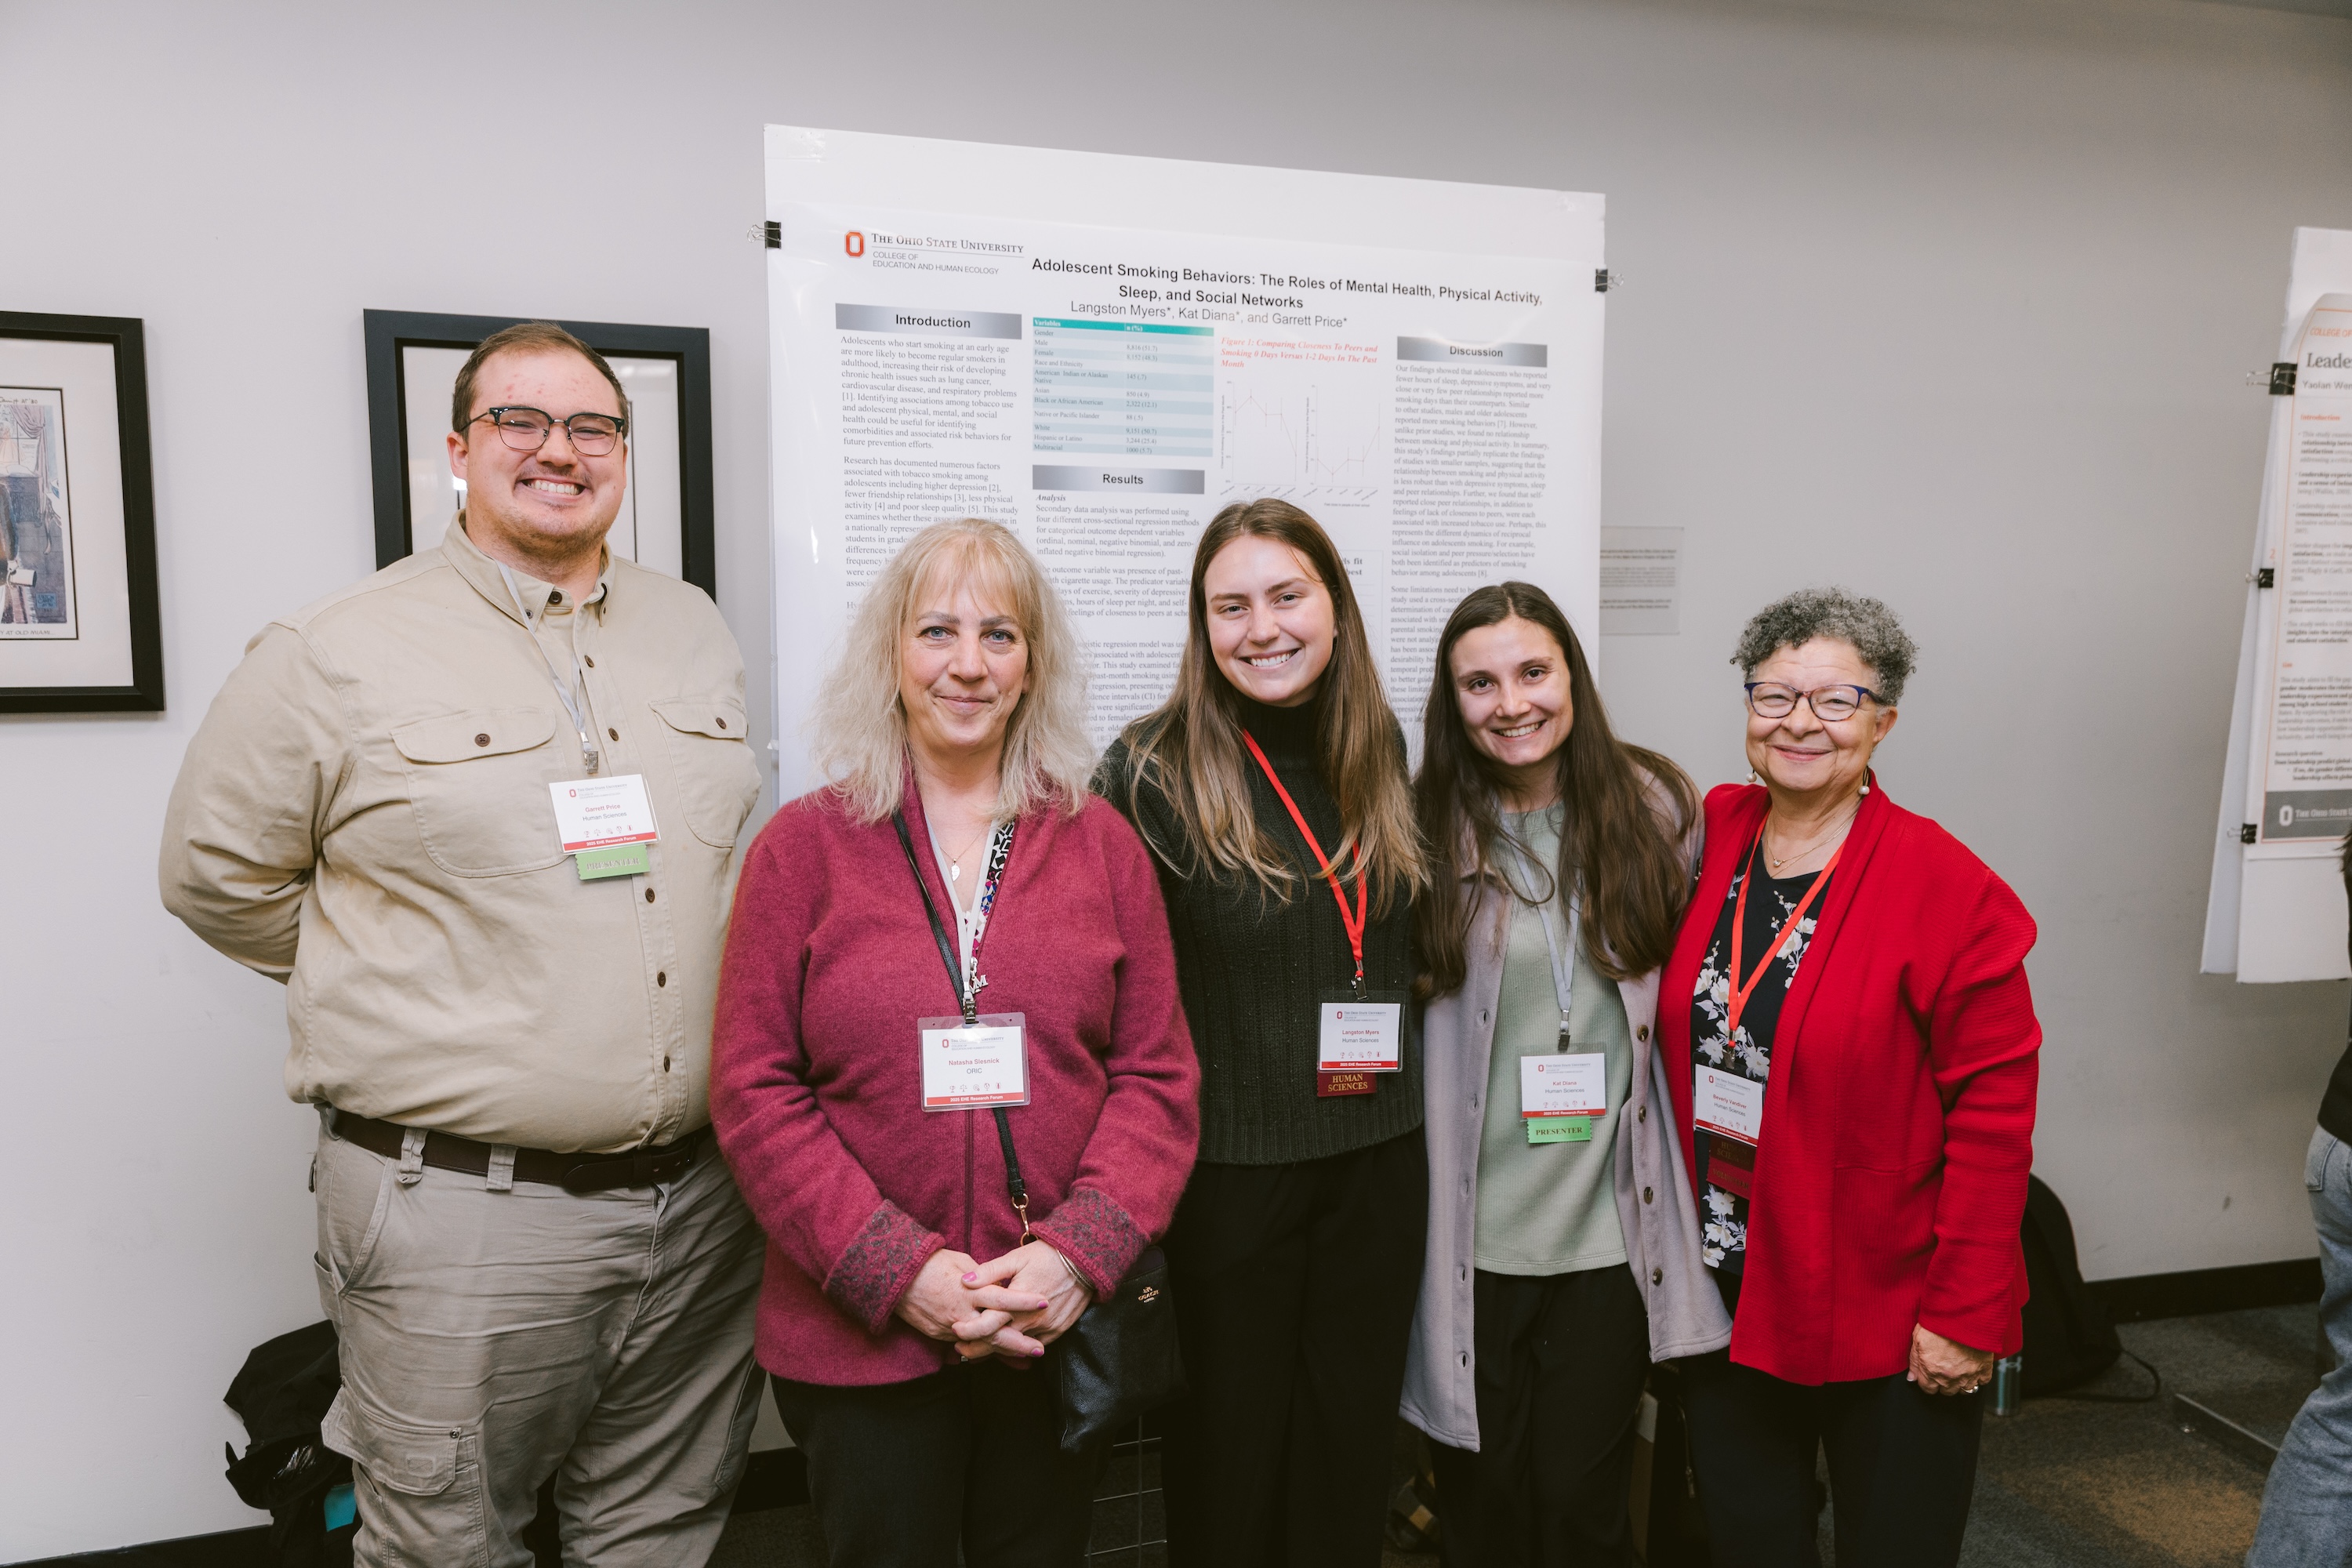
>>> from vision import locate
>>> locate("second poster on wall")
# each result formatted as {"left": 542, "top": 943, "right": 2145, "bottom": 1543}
{"left": 765, "top": 125, "right": 1605, "bottom": 791}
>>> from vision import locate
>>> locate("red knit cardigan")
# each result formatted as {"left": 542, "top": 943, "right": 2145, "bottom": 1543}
{"left": 1661, "top": 779, "right": 2041, "bottom": 1385}
{"left": 711, "top": 775, "right": 1200, "bottom": 1386}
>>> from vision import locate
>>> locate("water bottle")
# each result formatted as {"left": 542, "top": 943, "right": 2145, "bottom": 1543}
{"left": 1991, "top": 1352, "right": 2024, "bottom": 1416}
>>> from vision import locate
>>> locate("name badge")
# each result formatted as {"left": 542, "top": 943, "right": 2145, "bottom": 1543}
{"left": 1521, "top": 1053, "right": 1607, "bottom": 1120}
{"left": 550, "top": 775, "right": 658, "bottom": 879}
{"left": 1694, "top": 1065, "right": 1764, "bottom": 1145}
{"left": 919, "top": 1013, "right": 1029, "bottom": 1110}
{"left": 1319, "top": 998, "right": 1403, "bottom": 1073}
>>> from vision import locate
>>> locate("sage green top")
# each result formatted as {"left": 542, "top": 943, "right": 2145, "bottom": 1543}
{"left": 1472, "top": 806, "right": 1633, "bottom": 1276}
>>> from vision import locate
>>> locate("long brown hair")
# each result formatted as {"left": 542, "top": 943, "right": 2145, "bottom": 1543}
{"left": 1121, "top": 499, "right": 1424, "bottom": 913}
{"left": 1415, "top": 582, "right": 1697, "bottom": 996}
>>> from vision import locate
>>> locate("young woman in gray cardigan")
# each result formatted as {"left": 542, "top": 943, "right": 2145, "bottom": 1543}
{"left": 1401, "top": 583, "right": 1729, "bottom": 1566}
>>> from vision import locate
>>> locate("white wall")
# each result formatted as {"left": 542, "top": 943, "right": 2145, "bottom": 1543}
{"left": 5, "top": 0, "right": 2349, "bottom": 1555}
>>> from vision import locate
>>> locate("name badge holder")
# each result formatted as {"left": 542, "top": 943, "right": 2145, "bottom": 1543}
{"left": 1243, "top": 731, "right": 1403, "bottom": 1098}
{"left": 1508, "top": 831, "right": 1606, "bottom": 1145}
{"left": 504, "top": 564, "right": 653, "bottom": 881}
{"left": 549, "top": 775, "right": 659, "bottom": 880}
{"left": 1696, "top": 836, "right": 1841, "bottom": 1186}
{"left": 892, "top": 814, "right": 1030, "bottom": 1117}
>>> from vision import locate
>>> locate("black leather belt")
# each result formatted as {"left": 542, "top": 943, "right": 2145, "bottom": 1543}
{"left": 329, "top": 1109, "right": 706, "bottom": 1194}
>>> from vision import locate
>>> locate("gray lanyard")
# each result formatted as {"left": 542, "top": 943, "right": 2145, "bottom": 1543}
{"left": 499, "top": 564, "right": 601, "bottom": 776}
{"left": 1503, "top": 815, "right": 1581, "bottom": 1051}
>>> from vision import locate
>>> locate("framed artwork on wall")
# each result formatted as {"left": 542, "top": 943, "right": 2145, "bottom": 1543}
{"left": 361, "top": 310, "right": 716, "bottom": 595}
{"left": 0, "top": 310, "right": 164, "bottom": 713}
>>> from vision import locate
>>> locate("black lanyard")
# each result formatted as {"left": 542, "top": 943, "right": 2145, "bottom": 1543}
{"left": 893, "top": 809, "right": 1033, "bottom": 1243}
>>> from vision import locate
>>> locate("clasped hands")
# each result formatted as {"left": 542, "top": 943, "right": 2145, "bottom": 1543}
{"left": 1907, "top": 1323, "right": 1995, "bottom": 1396}
{"left": 896, "top": 1241, "right": 1092, "bottom": 1363}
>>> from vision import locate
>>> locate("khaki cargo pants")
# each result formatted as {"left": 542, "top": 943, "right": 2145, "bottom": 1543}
{"left": 311, "top": 1116, "right": 766, "bottom": 1567}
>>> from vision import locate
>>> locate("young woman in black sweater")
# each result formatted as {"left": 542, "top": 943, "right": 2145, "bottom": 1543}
{"left": 1097, "top": 499, "right": 1427, "bottom": 1568}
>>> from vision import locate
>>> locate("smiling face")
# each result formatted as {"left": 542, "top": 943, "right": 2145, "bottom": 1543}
{"left": 1744, "top": 637, "right": 1898, "bottom": 805}
{"left": 1450, "top": 615, "right": 1573, "bottom": 810}
{"left": 1202, "top": 534, "right": 1338, "bottom": 708}
{"left": 898, "top": 559, "right": 1030, "bottom": 771}
{"left": 447, "top": 348, "right": 626, "bottom": 568}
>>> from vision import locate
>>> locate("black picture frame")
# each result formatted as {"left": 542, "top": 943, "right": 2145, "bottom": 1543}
{"left": 0, "top": 310, "right": 164, "bottom": 713}
{"left": 361, "top": 310, "right": 716, "bottom": 596}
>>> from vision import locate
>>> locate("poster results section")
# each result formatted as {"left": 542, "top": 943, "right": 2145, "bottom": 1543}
{"left": 768, "top": 201, "right": 1598, "bottom": 781}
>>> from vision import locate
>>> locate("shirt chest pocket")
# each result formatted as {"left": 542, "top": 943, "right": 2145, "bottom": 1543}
{"left": 390, "top": 707, "right": 566, "bottom": 877}
{"left": 649, "top": 695, "right": 760, "bottom": 848}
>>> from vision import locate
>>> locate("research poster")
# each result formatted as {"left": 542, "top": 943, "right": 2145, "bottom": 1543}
{"left": 764, "top": 128, "right": 1605, "bottom": 794}
{"left": 2249, "top": 292, "right": 2352, "bottom": 849}
{"left": 2203, "top": 227, "right": 2352, "bottom": 982}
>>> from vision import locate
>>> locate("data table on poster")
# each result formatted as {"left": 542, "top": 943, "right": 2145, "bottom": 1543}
{"left": 1031, "top": 318, "right": 1214, "bottom": 458}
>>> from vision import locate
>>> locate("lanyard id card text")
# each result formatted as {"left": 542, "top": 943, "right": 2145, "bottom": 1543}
{"left": 1243, "top": 731, "right": 1401, "bottom": 1099}
{"left": 549, "top": 775, "right": 657, "bottom": 880}
{"left": 920, "top": 1014, "right": 1030, "bottom": 1110}
{"left": 1695, "top": 834, "right": 1842, "bottom": 1149}
{"left": 1506, "top": 823, "right": 1603, "bottom": 1142}
{"left": 1317, "top": 993, "right": 1403, "bottom": 1073}
{"left": 893, "top": 810, "right": 1030, "bottom": 1115}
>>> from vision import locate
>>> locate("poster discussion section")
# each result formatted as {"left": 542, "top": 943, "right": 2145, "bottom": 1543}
{"left": 764, "top": 129, "right": 1604, "bottom": 793}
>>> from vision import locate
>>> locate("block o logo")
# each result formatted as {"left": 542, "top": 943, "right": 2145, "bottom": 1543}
{"left": 844, "top": 231, "right": 866, "bottom": 257}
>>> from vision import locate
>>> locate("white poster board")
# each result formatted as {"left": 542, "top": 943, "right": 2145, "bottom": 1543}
{"left": 763, "top": 126, "right": 1605, "bottom": 795}
{"left": 2203, "top": 227, "right": 2352, "bottom": 982}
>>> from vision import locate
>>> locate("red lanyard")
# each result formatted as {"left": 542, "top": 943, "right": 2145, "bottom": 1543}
{"left": 1241, "top": 731, "right": 1368, "bottom": 991}
{"left": 1726, "top": 831, "right": 1840, "bottom": 1043}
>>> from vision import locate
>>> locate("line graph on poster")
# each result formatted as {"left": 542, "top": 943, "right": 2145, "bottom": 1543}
{"left": 1216, "top": 336, "right": 1386, "bottom": 502}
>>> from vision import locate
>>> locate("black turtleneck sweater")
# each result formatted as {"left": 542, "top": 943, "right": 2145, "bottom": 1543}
{"left": 1094, "top": 692, "right": 1423, "bottom": 1166}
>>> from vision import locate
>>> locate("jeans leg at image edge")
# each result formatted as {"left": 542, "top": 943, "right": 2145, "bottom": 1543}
{"left": 2249, "top": 1129, "right": 2352, "bottom": 1568}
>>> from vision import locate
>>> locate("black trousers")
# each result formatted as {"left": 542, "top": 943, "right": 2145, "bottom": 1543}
{"left": 771, "top": 1360, "right": 1107, "bottom": 1568}
{"left": 1679, "top": 1277, "right": 1984, "bottom": 1568}
{"left": 1428, "top": 1265, "right": 1653, "bottom": 1568}
{"left": 1160, "top": 1130, "right": 1430, "bottom": 1568}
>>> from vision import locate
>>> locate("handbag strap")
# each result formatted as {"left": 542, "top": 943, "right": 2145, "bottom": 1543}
{"left": 892, "top": 809, "right": 1034, "bottom": 1243}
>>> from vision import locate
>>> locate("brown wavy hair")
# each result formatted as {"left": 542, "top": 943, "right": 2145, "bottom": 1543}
{"left": 1415, "top": 582, "right": 1696, "bottom": 996}
{"left": 1120, "top": 499, "right": 1424, "bottom": 913}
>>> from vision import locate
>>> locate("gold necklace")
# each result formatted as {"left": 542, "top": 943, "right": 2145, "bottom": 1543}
{"left": 1764, "top": 802, "right": 1860, "bottom": 872}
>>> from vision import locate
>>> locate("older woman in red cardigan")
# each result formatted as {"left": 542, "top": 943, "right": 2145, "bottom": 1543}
{"left": 712, "top": 518, "right": 1199, "bottom": 1568}
{"left": 1661, "top": 588, "right": 2039, "bottom": 1568}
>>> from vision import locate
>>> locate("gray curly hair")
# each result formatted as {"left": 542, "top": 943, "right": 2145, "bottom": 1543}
{"left": 1731, "top": 586, "right": 1917, "bottom": 704}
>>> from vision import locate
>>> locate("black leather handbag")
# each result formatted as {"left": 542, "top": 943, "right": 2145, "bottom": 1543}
{"left": 894, "top": 811, "right": 1185, "bottom": 1454}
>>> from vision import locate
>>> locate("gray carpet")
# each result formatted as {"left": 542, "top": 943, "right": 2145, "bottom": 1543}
{"left": 708, "top": 1303, "right": 2324, "bottom": 1567}
{"left": 1950, "top": 1304, "right": 2318, "bottom": 1568}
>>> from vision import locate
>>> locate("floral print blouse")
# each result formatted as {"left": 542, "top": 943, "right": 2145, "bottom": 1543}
{"left": 1688, "top": 843, "right": 1833, "bottom": 1272}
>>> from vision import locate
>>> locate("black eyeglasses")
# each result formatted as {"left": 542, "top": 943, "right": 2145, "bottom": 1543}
{"left": 1744, "top": 682, "right": 1882, "bottom": 722}
{"left": 467, "top": 405, "right": 627, "bottom": 456}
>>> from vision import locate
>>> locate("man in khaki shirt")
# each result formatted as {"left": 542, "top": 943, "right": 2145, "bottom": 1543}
{"left": 162, "top": 323, "right": 766, "bottom": 1566}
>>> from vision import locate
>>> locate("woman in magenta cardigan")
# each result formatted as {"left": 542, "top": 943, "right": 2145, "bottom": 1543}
{"left": 711, "top": 518, "right": 1200, "bottom": 1567}
{"left": 1660, "top": 588, "right": 2039, "bottom": 1568}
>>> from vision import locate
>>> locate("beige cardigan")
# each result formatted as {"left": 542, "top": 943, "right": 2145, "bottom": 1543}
{"left": 1399, "top": 807, "right": 1732, "bottom": 1452}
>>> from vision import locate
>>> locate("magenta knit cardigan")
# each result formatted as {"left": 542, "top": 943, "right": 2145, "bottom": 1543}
{"left": 711, "top": 776, "right": 1201, "bottom": 1386}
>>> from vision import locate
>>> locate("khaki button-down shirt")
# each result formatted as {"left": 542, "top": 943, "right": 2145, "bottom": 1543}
{"left": 161, "top": 520, "right": 762, "bottom": 1152}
